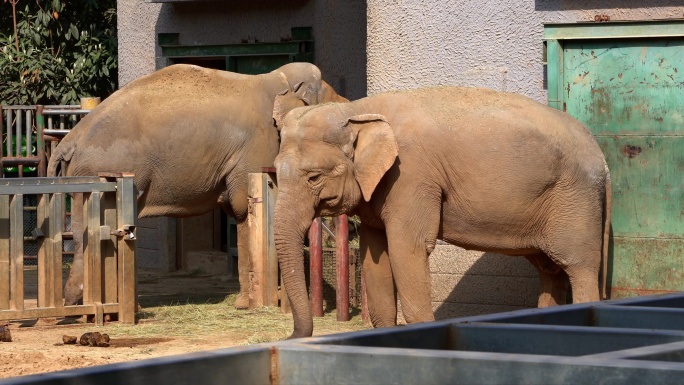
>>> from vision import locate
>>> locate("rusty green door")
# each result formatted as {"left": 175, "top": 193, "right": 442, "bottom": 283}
{"left": 558, "top": 34, "right": 684, "bottom": 297}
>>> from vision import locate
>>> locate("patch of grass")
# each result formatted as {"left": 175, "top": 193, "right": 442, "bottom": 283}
{"left": 107, "top": 294, "right": 371, "bottom": 345}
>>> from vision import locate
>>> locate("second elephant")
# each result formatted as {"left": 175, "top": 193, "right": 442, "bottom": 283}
{"left": 273, "top": 86, "right": 612, "bottom": 338}
{"left": 48, "top": 62, "right": 347, "bottom": 308}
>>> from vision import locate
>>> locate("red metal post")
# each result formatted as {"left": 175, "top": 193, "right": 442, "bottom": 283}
{"left": 361, "top": 271, "right": 369, "bottom": 322}
{"left": 335, "top": 215, "right": 350, "bottom": 321}
{"left": 309, "top": 217, "right": 323, "bottom": 317}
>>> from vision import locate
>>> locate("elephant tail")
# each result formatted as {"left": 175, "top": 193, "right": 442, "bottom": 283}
{"left": 601, "top": 169, "right": 612, "bottom": 300}
{"left": 47, "top": 138, "right": 77, "bottom": 177}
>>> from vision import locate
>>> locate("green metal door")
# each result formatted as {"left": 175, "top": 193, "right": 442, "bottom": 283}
{"left": 545, "top": 22, "right": 684, "bottom": 298}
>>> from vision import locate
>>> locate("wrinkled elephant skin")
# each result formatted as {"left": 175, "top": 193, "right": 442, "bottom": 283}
{"left": 274, "top": 87, "right": 612, "bottom": 338}
{"left": 47, "top": 63, "right": 347, "bottom": 308}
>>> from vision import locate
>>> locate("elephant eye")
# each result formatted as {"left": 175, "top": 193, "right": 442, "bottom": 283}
{"left": 308, "top": 172, "right": 323, "bottom": 184}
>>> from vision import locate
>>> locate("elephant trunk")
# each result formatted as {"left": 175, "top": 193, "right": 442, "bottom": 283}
{"left": 274, "top": 189, "right": 316, "bottom": 339}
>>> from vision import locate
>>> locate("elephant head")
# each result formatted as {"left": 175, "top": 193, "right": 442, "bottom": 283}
{"left": 274, "top": 105, "right": 398, "bottom": 338}
{"left": 272, "top": 63, "right": 349, "bottom": 129}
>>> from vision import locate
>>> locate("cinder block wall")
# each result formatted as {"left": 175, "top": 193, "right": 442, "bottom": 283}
{"left": 366, "top": 0, "right": 681, "bottom": 317}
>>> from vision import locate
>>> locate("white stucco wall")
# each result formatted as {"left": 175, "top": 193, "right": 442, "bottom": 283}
{"left": 366, "top": 1, "right": 683, "bottom": 318}
{"left": 367, "top": 1, "right": 683, "bottom": 101}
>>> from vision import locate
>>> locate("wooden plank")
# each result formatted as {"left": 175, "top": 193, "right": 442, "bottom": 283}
{"left": 9, "top": 194, "right": 24, "bottom": 310}
{"left": 0, "top": 195, "right": 9, "bottom": 309}
{"left": 0, "top": 303, "right": 119, "bottom": 321}
{"left": 87, "top": 192, "right": 102, "bottom": 304}
{"left": 37, "top": 194, "right": 52, "bottom": 307}
{"left": 80, "top": 193, "right": 92, "bottom": 305}
{"left": 50, "top": 193, "right": 64, "bottom": 308}
{"left": 117, "top": 176, "right": 137, "bottom": 324}
{"left": 264, "top": 173, "right": 279, "bottom": 307}
{"left": 102, "top": 189, "right": 118, "bottom": 305}
{"left": 247, "top": 173, "right": 265, "bottom": 308}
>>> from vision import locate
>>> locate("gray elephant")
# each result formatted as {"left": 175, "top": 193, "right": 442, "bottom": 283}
{"left": 273, "top": 86, "right": 612, "bottom": 338}
{"left": 48, "top": 62, "right": 348, "bottom": 308}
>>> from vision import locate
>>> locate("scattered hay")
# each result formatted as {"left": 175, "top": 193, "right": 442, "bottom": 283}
{"left": 108, "top": 294, "right": 370, "bottom": 345}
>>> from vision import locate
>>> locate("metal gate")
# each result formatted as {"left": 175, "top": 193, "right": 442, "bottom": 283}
{"left": 0, "top": 175, "right": 137, "bottom": 324}
{"left": 544, "top": 20, "right": 684, "bottom": 297}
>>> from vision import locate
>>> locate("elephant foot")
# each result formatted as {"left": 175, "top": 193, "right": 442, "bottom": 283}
{"left": 234, "top": 292, "right": 250, "bottom": 310}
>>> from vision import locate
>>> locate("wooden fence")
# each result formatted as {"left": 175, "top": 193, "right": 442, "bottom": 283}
{"left": 0, "top": 174, "right": 137, "bottom": 325}
{"left": 247, "top": 169, "right": 367, "bottom": 320}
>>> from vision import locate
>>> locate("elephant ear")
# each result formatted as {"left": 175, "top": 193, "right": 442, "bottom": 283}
{"left": 273, "top": 89, "right": 308, "bottom": 131}
{"left": 346, "top": 114, "right": 398, "bottom": 202}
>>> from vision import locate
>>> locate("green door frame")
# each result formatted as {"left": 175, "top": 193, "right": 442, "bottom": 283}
{"left": 544, "top": 20, "right": 684, "bottom": 111}
{"left": 544, "top": 20, "right": 684, "bottom": 297}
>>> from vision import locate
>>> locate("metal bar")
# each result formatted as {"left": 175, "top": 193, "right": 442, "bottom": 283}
{"left": 309, "top": 218, "right": 323, "bottom": 317}
{"left": 41, "top": 109, "right": 91, "bottom": 115}
{"left": 16, "top": 110, "right": 22, "bottom": 159}
{"left": 25, "top": 110, "right": 32, "bottom": 159}
{"left": 117, "top": 175, "right": 137, "bottom": 324}
{"left": 335, "top": 215, "right": 349, "bottom": 321}
{"left": 361, "top": 272, "right": 369, "bottom": 321}
{"left": 3, "top": 105, "right": 35, "bottom": 110}
{"left": 36, "top": 105, "right": 46, "bottom": 177}
{"left": 0, "top": 195, "right": 9, "bottom": 309}
{"left": 6, "top": 109, "right": 12, "bottom": 157}
{"left": 9, "top": 194, "right": 24, "bottom": 310}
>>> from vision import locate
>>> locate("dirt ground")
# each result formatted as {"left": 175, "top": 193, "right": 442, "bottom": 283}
{"left": 0, "top": 269, "right": 370, "bottom": 380}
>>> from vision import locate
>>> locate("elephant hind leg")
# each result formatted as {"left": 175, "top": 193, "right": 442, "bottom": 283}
{"left": 525, "top": 254, "right": 569, "bottom": 307}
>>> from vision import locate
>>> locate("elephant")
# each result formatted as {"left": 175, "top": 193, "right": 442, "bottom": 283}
{"left": 273, "top": 86, "right": 612, "bottom": 338}
{"left": 47, "top": 62, "right": 348, "bottom": 308}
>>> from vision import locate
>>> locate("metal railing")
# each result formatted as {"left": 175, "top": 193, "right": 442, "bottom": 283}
{"left": 0, "top": 174, "right": 137, "bottom": 324}
{"left": 1, "top": 104, "right": 90, "bottom": 177}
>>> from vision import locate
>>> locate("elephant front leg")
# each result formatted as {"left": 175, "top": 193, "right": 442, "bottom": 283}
{"left": 360, "top": 225, "right": 397, "bottom": 328}
{"left": 384, "top": 203, "right": 440, "bottom": 325}
{"left": 234, "top": 220, "right": 250, "bottom": 309}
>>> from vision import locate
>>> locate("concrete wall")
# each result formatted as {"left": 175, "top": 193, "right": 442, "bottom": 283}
{"left": 116, "top": 0, "right": 367, "bottom": 271}
{"left": 366, "top": 0, "right": 682, "bottom": 318}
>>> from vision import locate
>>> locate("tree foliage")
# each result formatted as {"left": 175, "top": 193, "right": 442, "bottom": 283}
{"left": 0, "top": 0, "right": 117, "bottom": 105}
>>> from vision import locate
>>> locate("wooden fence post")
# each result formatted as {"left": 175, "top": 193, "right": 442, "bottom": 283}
{"left": 248, "top": 171, "right": 280, "bottom": 309}
{"left": 116, "top": 174, "right": 137, "bottom": 324}
{"left": 0, "top": 195, "right": 9, "bottom": 309}
{"left": 9, "top": 194, "right": 24, "bottom": 310}
{"left": 49, "top": 193, "right": 64, "bottom": 308}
